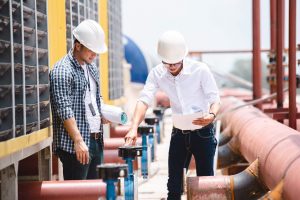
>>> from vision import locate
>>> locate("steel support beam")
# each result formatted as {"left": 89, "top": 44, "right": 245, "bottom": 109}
{"left": 252, "top": 0, "right": 262, "bottom": 108}
{"left": 288, "top": 0, "right": 297, "bottom": 129}
{"left": 276, "top": 0, "right": 285, "bottom": 108}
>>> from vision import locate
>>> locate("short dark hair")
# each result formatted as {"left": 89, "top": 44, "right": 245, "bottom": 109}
{"left": 74, "top": 39, "right": 80, "bottom": 45}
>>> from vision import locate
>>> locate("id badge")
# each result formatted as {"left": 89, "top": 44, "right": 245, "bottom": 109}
{"left": 88, "top": 103, "right": 96, "bottom": 116}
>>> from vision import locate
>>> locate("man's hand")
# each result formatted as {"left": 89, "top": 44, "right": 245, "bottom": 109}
{"left": 124, "top": 128, "right": 138, "bottom": 146}
{"left": 74, "top": 139, "right": 89, "bottom": 165}
{"left": 101, "top": 117, "right": 111, "bottom": 124}
{"left": 192, "top": 113, "right": 215, "bottom": 126}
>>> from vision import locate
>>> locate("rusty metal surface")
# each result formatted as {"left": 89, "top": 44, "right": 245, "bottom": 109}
{"left": 288, "top": 0, "right": 297, "bottom": 129}
{"left": 252, "top": 0, "right": 262, "bottom": 108}
{"left": 110, "top": 125, "right": 130, "bottom": 138}
{"left": 233, "top": 160, "right": 268, "bottom": 200}
{"left": 260, "top": 180, "right": 283, "bottom": 200}
{"left": 217, "top": 143, "right": 243, "bottom": 169}
{"left": 187, "top": 176, "right": 232, "bottom": 200}
{"left": 18, "top": 180, "right": 106, "bottom": 200}
{"left": 276, "top": 0, "right": 285, "bottom": 108}
{"left": 188, "top": 160, "right": 267, "bottom": 200}
{"left": 155, "top": 90, "right": 170, "bottom": 108}
{"left": 221, "top": 97, "right": 300, "bottom": 199}
{"left": 284, "top": 158, "right": 300, "bottom": 199}
{"left": 103, "top": 149, "right": 124, "bottom": 164}
{"left": 218, "top": 126, "right": 232, "bottom": 146}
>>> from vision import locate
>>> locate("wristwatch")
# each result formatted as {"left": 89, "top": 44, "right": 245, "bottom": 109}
{"left": 209, "top": 112, "right": 216, "bottom": 118}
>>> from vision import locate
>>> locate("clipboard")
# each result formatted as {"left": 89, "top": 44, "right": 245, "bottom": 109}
{"left": 172, "top": 112, "right": 204, "bottom": 130}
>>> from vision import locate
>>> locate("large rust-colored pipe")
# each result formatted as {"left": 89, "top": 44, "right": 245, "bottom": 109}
{"left": 103, "top": 138, "right": 141, "bottom": 170}
{"left": 155, "top": 91, "right": 170, "bottom": 108}
{"left": 217, "top": 102, "right": 268, "bottom": 168}
{"left": 190, "top": 98, "right": 300, "bottom": 199}
{"left": 110, "top": 125, "right": 130, "bottom": 138}
{"left": 222, "top": 98, "right": 300, "bottom": 199}
{"left": 187, "top": 160, "right": 267, "bottom": 200}
{"left": 276, "top": 0, "right": 285, "bottom": 108}
{"left": 218, "top": 125, "right": 232, "bottom": 146}
{"left": 288, "top": 0, "right": 297, "bottom": 129}
{"left": 18, "top": 180, "right": 106, "bottom": 200}
{"left": 252, "top": 0, "right": 262, "bottom": 109}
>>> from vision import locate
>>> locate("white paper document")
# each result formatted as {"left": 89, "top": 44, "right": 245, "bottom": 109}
{"left": 102, "top": 104, "right": 128, "bottom": 125}
{"left": 172, "top": 112, "right": 204, "bottom": 130}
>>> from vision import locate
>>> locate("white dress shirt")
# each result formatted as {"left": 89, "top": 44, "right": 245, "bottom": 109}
{"left": 82, "top": 64, "right": 101, "bottom": 133}
{"left": 138, "top": 59, "right": 220, "bottom": 115}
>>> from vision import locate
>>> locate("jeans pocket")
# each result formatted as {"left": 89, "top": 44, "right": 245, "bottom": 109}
{"left": 196, "top": 129, "right": 214, "bottom": 138}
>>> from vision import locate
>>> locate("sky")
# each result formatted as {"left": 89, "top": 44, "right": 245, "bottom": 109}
{"left": 122, "top": 0, "right": 300, "bottom": 73}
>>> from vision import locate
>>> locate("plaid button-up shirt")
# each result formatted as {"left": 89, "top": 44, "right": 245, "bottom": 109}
{"left": 50, "top": 51, "right": 103, "bottom": 154}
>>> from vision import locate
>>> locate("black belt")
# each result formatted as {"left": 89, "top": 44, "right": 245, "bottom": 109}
{"left": 173, "top": 123, "right": 214, "bottom": 135}
{"left": 90, "top": 132, "right": 101, "bottom": 140}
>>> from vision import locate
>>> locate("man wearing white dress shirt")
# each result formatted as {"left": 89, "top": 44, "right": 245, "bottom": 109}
{"left": 125, "top": 30, "right": 220, "bottom": 200}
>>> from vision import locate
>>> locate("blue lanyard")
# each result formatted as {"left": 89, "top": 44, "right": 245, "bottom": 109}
{"left": 85, "top": 67, "right": 91, "bottom": 92}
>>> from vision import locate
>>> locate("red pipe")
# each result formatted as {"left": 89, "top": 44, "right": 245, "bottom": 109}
{"left": 252, "top": 0, "right": 262, "bottom": 109}
{"left": 270, "top": 0, "right": 277, "bottom": 52}
{"left": 110, "top": 125, "right": 130, "bottom": 138}
{"left": 155, "top": 91, "right": 170, "bottom": 108}
{"left": 288, "top": 0, "right": 297, "bottom": 129}
{"left": 104, "top": 138, "right": 127, "bottom": 150}
{"left": 189, "top": 49, "right": 271, "bottom": 54}
{"left": 103, "top": 149, "right": 139, "bottom": 170}
{"left": 103, "top": 149, "right": 124, "bottom": 164}
{"left": 270, "top": 0, "right": 277, "bottom": 94}
{"left": 18, "top": 180, "right": 106, "bottom": 200}
{"left": 103, "top": 138, "right": 141, "bottom": 170}
{"left": 225, "top": 98, "right": 300, "bottom": 198}
{"left": 276, "top": 0, "right": 285, "bottom": 108}
{"left": 190, "top": 98, "right": 300, "bottom": 199}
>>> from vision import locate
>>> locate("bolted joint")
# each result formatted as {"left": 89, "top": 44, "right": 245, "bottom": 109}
{"left": 138, "top": 125, "right": 154, "bottom": 135}
{"left": 118, "top": 146, "right": 143, "bottom": 159}
{"left": 144, "top": 117, "right": 159, "bottom": 125}
{"left": 97, "top": 163, "right": 128, "bottom": 180}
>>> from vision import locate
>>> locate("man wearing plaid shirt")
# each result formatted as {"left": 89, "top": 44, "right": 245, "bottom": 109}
{"left": 49, "top": 20, "right": 108, "bottom": 180}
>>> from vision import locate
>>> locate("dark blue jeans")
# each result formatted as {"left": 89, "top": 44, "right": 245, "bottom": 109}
{"left": 57, "top": 137, "right": 103, "bottom": 180}
{"left": 167, "top": 124, "right": 217, "bottom": 200}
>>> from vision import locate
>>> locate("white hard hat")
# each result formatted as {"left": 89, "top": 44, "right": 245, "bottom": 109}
{"left": 157, "top": 30, "right": 188, "bottom": 63}
{"left": 72, "top": 19, "right": 107, "bottom": 54}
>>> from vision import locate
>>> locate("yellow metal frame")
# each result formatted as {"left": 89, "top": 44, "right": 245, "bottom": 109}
{"left": 99, "top": 0, "right": 125, "bottom": 105}
{"left": 48, "top": 0, "right": 67, "bottom": 67}
{"left": 99, "top": 0, "right": 109, "bottom": 103}
{"left": 0, "top": 128, "right": 50, "bottom": 158}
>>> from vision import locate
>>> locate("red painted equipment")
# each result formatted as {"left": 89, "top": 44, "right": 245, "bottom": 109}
{"left": 18, "top": 180, "right": 106, "bottom": 200}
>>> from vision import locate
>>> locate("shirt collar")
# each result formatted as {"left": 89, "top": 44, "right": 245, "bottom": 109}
{"left": 67, "top": 49, "right": 83, "bottom": 69}
{"left": 162, "top": 59, "right": 191, "bottom": 78}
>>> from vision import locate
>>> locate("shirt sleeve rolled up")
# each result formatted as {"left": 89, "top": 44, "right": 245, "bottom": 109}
{"left": 50, "top": 67, "right": 74, "bottom": 121}
{"left": 138, "top": 70, "right": 159, "bottom": 106}
{"left": 201, "top": 66, "right": 220, "bottom": 105}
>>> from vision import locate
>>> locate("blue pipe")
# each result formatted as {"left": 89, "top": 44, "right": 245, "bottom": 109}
{"left": 148, "top": 133, "right": 155, "bottom": 161}
{"left": 141, "top": 134, "right": 148, "bottom": 179}
{"left": 156, "top": 123, "right": 161, "bottom": 144}
{"left": 125, "top": 158, "right": 134, "bottom": 200}
{"left": 106, "top": 179, "right": 117, "bottom": 200}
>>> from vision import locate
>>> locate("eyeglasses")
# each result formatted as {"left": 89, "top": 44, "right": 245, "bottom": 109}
{"left": 162, "top": 61, "right": 183, "bottom": 68}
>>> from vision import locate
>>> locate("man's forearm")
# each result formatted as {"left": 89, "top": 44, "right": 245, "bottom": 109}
{"left": 63, "top": 117, "right": 83, "bottom": 143}
{"left": 131, "top": 101, "right": 148, "bottom": 129}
